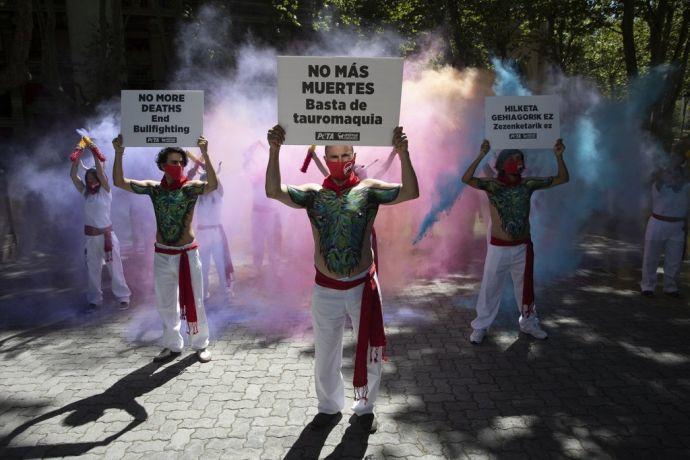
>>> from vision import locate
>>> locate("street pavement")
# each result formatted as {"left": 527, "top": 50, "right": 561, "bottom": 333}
{"left": 0, "top": 234, "right": 689, "bottom": 459}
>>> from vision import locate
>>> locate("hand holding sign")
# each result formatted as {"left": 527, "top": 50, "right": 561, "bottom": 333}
{"left": 197, "top": 136, "right": 208, "bottom": 155}
{"left": 392, "top": 126, "right": 408, "bottom": 156}
{"left": 112, "top": 134, "right": 124, "bottom": 156}
{"left": 267, "top": 125, "right": 286, "bottom": 151}
{"left": 479, "top": 139, "right": 490, "bottom": 158}
{"left": 554, "top": 138, "right": 565, "bottom": 157}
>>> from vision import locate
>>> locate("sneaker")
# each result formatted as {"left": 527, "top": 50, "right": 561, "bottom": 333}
{"left": 310, "top": 412, "right": 342, "bottom": 430}
{"left": 520, "top": 322, "right": 548, "bottom": 339}
{"left": 470, "top": 328, "right": 486, "bottom": 344}
{"left": 196, "top": 348, "right": 212, "bottom": 363}
{"left": 357, "top": 413, "right": 378, "bottom": 433}
{"left": 153, "top": 348, "right": 181, "bottom": 362}
{"left": 118, "top": 301, "right": 130, "bottom": 310}
{"left": 642, "top": 290, "right": 654, "bottom": 298}
{"left": 664, "top": 291, "right": 681, "bottom": 298}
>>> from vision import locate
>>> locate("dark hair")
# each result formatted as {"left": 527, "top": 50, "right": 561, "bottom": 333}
{"left": 155, "top": 147, "right": 188, "bottom": 171}
{"left": 84, "top": 168, "right": 100, "bottom": 196}
{"left": 495, "top": 149, "right": 524, "bottom": 174}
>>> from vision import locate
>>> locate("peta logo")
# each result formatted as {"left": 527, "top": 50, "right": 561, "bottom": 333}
{"left": 315, "top": 132, "right": 335, "bottom": 140}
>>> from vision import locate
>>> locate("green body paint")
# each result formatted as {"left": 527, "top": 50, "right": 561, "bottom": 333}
{"left": 131, "top": 182, "right": 205, "bottom": 245}
{"left": 476, "top": 177, "right": 552, "bottom": 238}
{"left": 288, "top": 185, "right": 400, "bottom": 275}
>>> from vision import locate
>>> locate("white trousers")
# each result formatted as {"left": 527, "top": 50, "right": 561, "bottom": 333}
{"left": 154, "top": 243, "right": 210, "bottom": 352}
{"left": 85, "top": 233, "right": 131, "bottom": 305}
{"left": 311, "top": 269, "right": 383, "bottom": 416}
{"left": 471, "top": 243, "right": 540, "bottom": 331}
{"left": 641, "top": 217, "right": 685, "bottom": 293}
{"left": 198, "top": 227, "right": 231, "bottom": 296}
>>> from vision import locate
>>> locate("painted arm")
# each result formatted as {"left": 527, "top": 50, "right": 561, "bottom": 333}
{"left": 111, "top": 134, "right": 156, "bottom": 193}
{"left": 70, "top": 157, "right": 84, "bottom": 193}
{"left": 198, "top": 136, "right": 218, "bottom": 195}
{"left": 90, "top": 144, "right": 110, "bottom": 192}
{"left": 461, "top": 140, "right": 490, "bottom": 189}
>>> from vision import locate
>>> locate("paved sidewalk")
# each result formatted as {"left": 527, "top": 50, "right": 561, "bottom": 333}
{"left": 1, "top": 235, "right": 689, "bottom": 459}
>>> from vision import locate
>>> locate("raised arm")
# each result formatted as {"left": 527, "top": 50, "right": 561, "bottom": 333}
{"left": 551, "top": 139, "right": 569, "bottom": 186}
{"left": 364, "top": 127, "right": 419, "bottom": 205}
{"left": 89, "top": 144, "right": 110, "bottom": 192}
{"left": 461, "top": 140, "right": 490, "bottom": 189}
{"left": 197, "top": 136, "right": 218, "bottom": 195}
{"left": 111, "top": 134, "right": 156, "bottom": 193}
{"left": 265, "top": 125, "right": 311, "bottom": 209}
{"left": 70, "top": 157, "right": 85, "bottom": 194}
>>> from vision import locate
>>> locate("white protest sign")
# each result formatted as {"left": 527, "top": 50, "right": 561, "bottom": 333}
{"left": 121, "top": 90, "right": 203, "bottom": 147}
{"left": 485, "top": 95, "right": 560, "bottom": 149}
{"left": 278, "top": 56, "right": 403, "bottom": 146}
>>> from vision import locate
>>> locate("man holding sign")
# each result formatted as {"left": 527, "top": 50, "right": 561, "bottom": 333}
{"left": 462, "top": 139, "right": 569, "bottom": 344}
{"left": 265, "top": 124, "right": 418, "bottom": 433}
{"left": 112, "top": 135, "right": 217, "bottom": 363}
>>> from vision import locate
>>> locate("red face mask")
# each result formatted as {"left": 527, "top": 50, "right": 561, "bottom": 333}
{"left": 503, "top": 158, "right": 523, "bottom": 175}
{"left": 326, "top": 158, "right": 355, "bottom": 181}
{"left": 164, "top": 164, "right": 184, "bottom": 181}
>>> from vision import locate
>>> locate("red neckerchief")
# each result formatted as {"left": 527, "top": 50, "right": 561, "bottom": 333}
{"left": 160, "top": 175, "right": 188, "bottom": 190}
{"left": 497, "top": 172, "right": 522, "bottom": 186}
{"left": 322, "top": 173, "right": 360, "bottom": 195}
{"left": 315, "top": 264, "right": 385, "bottom": 402}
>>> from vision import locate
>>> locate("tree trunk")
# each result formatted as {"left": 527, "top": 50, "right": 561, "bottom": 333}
{"left": 0, "top": 1, "right": 34, "bottom": 92}
{"left": 35, "top": 0, "right": 61, "bottom": 96}
{"left": 622, "top": 0, "right": 638, "bottom": 77}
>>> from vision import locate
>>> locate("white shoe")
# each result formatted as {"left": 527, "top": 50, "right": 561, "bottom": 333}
{"left": 196, "top": 348, "right": 212, "bottom": 363}
{"left": 520, "top": 322, "right": 548, "bottom": 339}
{"left": 470, "top": 328, "right": 486, "bottom": 344}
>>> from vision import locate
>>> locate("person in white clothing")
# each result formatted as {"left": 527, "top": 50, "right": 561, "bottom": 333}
{"left": 69, "top": 140, "right": 131, "bottom": 312}
{"left": 641, "top": 147, "right": 690, "bottom": 298}
{"left": 194, "top": 167, "right": 235, "bottom": 301}
{"left": 265, "top": 124, "right": 419, "bottom": 433}
{"left": 112, "top": 134, "right": 218, "bottom": 364}
{"left": 462, "top": 139, "right": 569, "bottom": 345}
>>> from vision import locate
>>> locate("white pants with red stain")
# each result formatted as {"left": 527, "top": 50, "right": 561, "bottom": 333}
{"left": 85, "top": 233, "right": 131, "bottom": 306}
{"left": 471, "top": 243, "right": 541, "bottom": 331}
{"left": 641, "top": 217, "right": 685, "bottom": 293}
{"left": 154, "top": 242, "right": 210, "bottom": 352}
{"left": 311, "top": 268, "right": 383, "bottom": 416}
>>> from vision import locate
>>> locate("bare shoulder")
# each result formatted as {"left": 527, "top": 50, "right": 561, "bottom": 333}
{"left": 360, "top": 178, "right": 400, "bottom": 189}
{"left": 293, "top": 183, "right": 322, "bottom": 192}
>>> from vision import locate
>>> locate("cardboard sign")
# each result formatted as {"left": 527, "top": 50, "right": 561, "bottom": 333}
{"left": 121, "top": 90, "right": 203, "bottom": 147}
{"left": 485, "top": 96, "right": 560, "bottom": 149}
{"left": 278, "top": 56, "right": 403, "bottom": 146}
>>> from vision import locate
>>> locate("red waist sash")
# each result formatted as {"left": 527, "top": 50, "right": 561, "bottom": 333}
{"left": 155, "top": 243, "right": 200, "bottom": 334}
{"left": 315, "top": 264, "right": 385, "bottom": 401}
{"left": 84, "top": 225, "right": 113, "bottom": 261}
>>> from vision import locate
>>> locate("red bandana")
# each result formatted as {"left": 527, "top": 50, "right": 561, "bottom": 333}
{"left": 322, "top": 174, "right": 360, "bottom": 195}
{"left": 160, "top": 172, "right": 188, "bottom": 190}
{"left": 497, "top": 172, "right": 522, "bottom": 186}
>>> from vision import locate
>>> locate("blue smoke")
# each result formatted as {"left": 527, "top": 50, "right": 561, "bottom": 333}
{"left": 413, "top": 58, "right": 529, "bottom": 243}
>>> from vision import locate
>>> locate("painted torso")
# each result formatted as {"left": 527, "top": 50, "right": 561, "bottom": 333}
{"left": 288, "top": 184, "right": 399, "bottom": 277}
{"left": 478, "top": 177, "right": 552, "bottom": 240}
{"left": 131, "top": 182, "right": 205, "bottom": 245}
